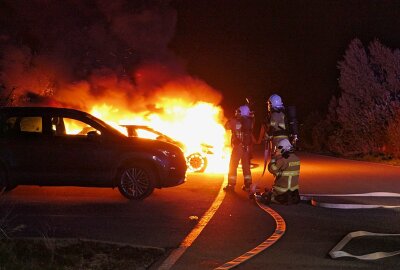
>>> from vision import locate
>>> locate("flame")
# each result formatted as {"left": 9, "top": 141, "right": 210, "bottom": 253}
{"left": 89, "top": 99, "right": 231, "bottom": 173}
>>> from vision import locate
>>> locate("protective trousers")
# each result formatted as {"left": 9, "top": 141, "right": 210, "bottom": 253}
{"left": 268, "top": 153, "right": 301, "bottom": 205}
{"left": 228, "top": 145, "right": 252, "bottom": 186}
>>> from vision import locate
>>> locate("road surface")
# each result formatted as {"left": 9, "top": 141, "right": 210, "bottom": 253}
{"left": 1, "top": 151, "right": 399, "bottom": 269}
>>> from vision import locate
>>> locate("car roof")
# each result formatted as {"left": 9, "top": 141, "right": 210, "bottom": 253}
{"left": 0, "top": 106, "right": 87, "bottom": 115}
{"left": 0, "top": 106, "right": 126, "bottom": 137}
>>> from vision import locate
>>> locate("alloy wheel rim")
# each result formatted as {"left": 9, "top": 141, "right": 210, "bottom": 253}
{"left": 187, "top": 154, "right": 205, "bottom": 172}
{"left": 121, "top": 168, "right": 149, "bottom": 198}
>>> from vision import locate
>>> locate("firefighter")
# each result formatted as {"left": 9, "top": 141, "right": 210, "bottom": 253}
{"left": 256, "top": 94, "right": 289, "bottom": 150}
{"left": 260, "top": 138, "right": 301, "bottom": 205}
{"left": 224, "top": 105, "right": 254, "bottom": 192}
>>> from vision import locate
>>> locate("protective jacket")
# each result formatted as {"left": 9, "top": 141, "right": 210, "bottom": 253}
{"left": 225, "top": 117, "right": 253, "bottom": 147}
{"left": 264, "top": 109, "right": 289, "bottom": 147}
{"left": 268, "top": 152, "right": 300, "bottom": 204}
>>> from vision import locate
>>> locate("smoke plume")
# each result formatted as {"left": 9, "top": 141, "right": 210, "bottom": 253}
{"left": 0, "top": 0, "right": 222, "bottom": 111}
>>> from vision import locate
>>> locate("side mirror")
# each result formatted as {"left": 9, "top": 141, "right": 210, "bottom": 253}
{"left": 87, "top": 130, "right": 101, "bottom": 141}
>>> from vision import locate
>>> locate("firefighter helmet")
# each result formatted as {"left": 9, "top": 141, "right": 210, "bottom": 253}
{"left": 268, "top": 94, "right": 284, "bottom": 110}
{"left": 277, "top": 138, "right": 293, "bottom": 154}
{"left": 237, "top": 105, "right": 250, "bottom": 117}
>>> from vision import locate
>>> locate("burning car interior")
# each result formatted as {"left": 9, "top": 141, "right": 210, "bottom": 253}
{"left": 121, "top": 124, "right": 212, "bottom": 173}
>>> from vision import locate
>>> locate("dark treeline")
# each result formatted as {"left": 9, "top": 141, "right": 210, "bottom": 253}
{"left": 301, "top": 39, "right": 400, "bottom": 158}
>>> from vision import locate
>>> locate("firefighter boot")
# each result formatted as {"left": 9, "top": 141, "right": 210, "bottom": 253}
{"left": 248, "top": 183, "right": 260, "bottom": 199}
{"left": 242, "top": 184, "right": 250, "bottom": 192}
{"left": 260, "top": 190, "right": 272, "bottom": 205}
{"left": 223, "top": 184, "right": 235, "bottom": 192}
{"left": 287, "top": 190, "right": 300, "bottom": 205}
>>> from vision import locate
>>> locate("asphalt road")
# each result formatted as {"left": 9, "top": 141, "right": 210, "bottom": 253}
{"left": 1, "top": 150, "right": 400, "bottom": 269}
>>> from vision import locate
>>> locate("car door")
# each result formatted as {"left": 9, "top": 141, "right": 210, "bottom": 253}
{"left": 0, "top": 113, "right": 55, "bottom": 184}
{"left": 46, "top": 114, "right": 120, "bottom": 186}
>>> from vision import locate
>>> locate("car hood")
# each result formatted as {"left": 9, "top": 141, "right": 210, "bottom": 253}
{"left": 121, "top": 136, "right": 184, "bottom": 154}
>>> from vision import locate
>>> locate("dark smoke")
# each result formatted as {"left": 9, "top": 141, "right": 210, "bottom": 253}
{"left": 0, "top": 0, "right": 222, "bottom": 111}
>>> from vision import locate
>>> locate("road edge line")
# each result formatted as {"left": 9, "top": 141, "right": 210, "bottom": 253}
{"left": 157, "top": 174, "right": 228, "bottom": 270}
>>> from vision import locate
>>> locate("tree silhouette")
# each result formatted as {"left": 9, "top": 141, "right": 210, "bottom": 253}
{"left": 314, "top": 38, "right": 400, "bottom": 157}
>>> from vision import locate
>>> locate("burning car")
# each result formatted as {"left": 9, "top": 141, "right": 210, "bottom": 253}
{"left": 121, "top": 125, "right": 213, "bottom": 173}
{"left": 0, "top": 107, "right": 187, "bottom": 200}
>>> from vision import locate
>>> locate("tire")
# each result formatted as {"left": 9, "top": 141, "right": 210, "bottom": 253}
{"left": 186, "top": 153, "right": 207, "bottom": 173}
{"left": 117, "top": 163, "right": 155, "bottom": 200}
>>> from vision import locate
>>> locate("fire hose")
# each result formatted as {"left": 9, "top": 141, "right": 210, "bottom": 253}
{"left": 215, "top": 191, "right": 400, "bottom": 269}
{"left": 160, "top": 180, "right": 399, "bottom": 269}
{"left": 214, "top": 201, "right": 286, "bottom": 270}
{"left": 301, "top": 192, "right": 400, "bottom": 260}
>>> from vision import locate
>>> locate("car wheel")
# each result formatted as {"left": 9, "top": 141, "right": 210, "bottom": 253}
{"left": 186, "top": 153, "right": 207, "bottom": 173}
{"left": 117, "top": 163, "right": 155, "bottom": 200}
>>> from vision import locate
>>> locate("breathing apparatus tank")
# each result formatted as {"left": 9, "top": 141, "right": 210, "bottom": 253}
{"left": 286, "top": 105, "right": 299, "bottom": 146}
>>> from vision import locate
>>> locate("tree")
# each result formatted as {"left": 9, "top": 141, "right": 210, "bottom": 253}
{"left": 387, "top": 107, "right": 400, "bottom": 158}
{"left": 328, "top": 38, "right": 400, "bottom": 156}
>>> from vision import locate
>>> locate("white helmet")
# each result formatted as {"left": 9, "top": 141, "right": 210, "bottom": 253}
{"left": 277, "top": 139, "right": 293, "bottom": 154}
{"left": 268, "top": 94, "right": 284, "bottom": 110}
{"left": 237, "top": 105, "right": 250, "bottom": 117}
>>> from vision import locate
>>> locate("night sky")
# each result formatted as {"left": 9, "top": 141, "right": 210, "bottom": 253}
{"left": 170, "top": 0, "right": 400, "bottom": 119}
{"left": 1, "top": 0, "right": 400, "bottom": 123}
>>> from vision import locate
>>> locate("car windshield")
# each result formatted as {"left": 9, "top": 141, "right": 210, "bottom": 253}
{"left": 86, "top": 113, "right": 126, "bottom": 137}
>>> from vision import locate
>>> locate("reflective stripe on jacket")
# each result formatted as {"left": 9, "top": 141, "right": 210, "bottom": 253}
{"left": 268, "top": 153, "right": 300, "bottom": 194}
{"left": 269, "top": 111, "right": 288, "bottom": 136}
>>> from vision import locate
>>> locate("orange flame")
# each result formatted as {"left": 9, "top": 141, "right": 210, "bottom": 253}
{"left": 89, "top": 99, "right": 231, "bottom": 173}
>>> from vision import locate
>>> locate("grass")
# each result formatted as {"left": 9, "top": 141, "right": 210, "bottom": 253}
{"left": 0, "top": 190, "right": 165, "bottom": 269}
{"left": 0, "top": 238, "right": 165, "bottom": 270}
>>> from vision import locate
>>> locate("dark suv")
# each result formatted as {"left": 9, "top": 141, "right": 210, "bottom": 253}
{"left": 0, "top": 107, "right": 187, "bottom": 200}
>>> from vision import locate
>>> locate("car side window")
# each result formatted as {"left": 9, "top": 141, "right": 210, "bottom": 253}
{"left": 19, "top": 117, "right": 42, "bottom": 133}
{"left": 1, "top": 116, "right": 17, "bottom": 135}
{"left": 62, "top": 117, "right": 101, "bottom": 136}
{"left": 0, "top": 116, "right": 43, "bottom": 136}
{"left": 135, "top": 128, "right": 160, "bottom": 140}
